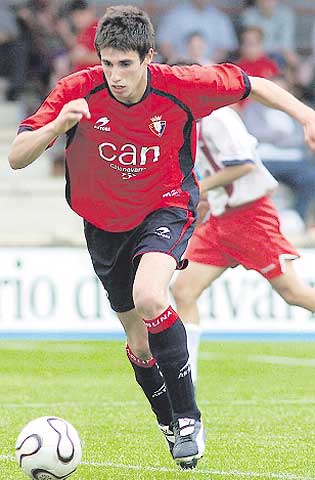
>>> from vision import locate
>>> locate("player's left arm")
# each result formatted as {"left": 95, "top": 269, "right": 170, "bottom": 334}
{"left": 199, "top": 163, "right": 255, "bottom": 195}
{"left": 249, "top": 76, "right": 315, "bottom": 151}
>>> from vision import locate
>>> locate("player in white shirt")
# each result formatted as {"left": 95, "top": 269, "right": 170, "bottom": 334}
{"left": 172, "top": 106, "right": 315, "bottom": 386}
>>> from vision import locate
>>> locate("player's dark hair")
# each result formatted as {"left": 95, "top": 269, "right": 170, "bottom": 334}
{"left": 240, "top": 25, "right": 265, "bottom": 42}
{"left": 94, "top": 5, "right": 155, "bottom": 63}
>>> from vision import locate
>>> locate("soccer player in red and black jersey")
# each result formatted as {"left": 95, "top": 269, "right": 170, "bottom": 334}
{"left": 8, "top": 5, "right": 315, "bottom": 470}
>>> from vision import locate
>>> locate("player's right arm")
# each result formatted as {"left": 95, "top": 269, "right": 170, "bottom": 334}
{"left": 199, "top": 163, "right": 255, "bottom": 195}
{"left": 249, "top": 76, "right": 315, "bottom": 152}
{"left": 8, "top": 99, "right": 90, "bottom": 170}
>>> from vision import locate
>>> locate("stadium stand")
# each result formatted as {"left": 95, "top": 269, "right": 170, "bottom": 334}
{"left": 0, "top": 79, "right": 83, "bottom": 246}
{"left": 1, "top": 0, "right": 315, "bottom": 247}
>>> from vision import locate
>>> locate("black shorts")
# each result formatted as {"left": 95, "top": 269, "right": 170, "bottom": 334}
{"left": 84, "top": 207, "right": 196, "bottom": 313}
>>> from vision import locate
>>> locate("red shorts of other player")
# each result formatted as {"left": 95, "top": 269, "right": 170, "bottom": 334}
{"left": 185, "top": 196, "right": 299, "bottom": 279}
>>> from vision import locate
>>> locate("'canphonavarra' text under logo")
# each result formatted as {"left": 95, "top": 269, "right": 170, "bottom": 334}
{"left": 98, "top": 142, "right": 160, "bottom": 179}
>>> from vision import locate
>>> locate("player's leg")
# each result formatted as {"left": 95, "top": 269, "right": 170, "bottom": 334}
{"left": 172, "top": 262, "right": 227, "bottom": 386}
{"left": 214, "top": 198, "right": 315, "bottom": 312}
{"left": 172, "top": 217, "right": 230, "bottom": 387}
{"left": 133, "top": 251, "right": 205, "bottom": 468}
{"left": 215, "top": 197, "right": 314, "bottom": 312}
{"left": 83, "top": 221, "right": 174, "bottom": 452}
{"left": 218, "top": 198, "right": 315, "bottom": 313}
{"left": 117, "top": 307, "right": 174, "bottom": 451}
{"left": 268, "top": 259, "right": 315, "bottom": 312}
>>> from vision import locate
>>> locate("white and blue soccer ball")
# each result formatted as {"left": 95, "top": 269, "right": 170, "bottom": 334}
{"left": 15, "top": 416, "right": 82, "bottom": 480}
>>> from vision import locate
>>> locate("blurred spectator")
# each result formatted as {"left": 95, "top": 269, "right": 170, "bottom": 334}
{"left": 296, "top": 18, "right": 315, "bottom": 104}
{"left": 13, "top": 0, "right": 70, "bottom": 108}
{"left": 91, "top": 0, "right": 177, "bottom": 27}
{"left": 156, "top": 0, "right": 238, "bottom": 63}
{"left": 241, "top": 0, "right": 298, "bottom": 68}
{"left": 236, "top": 26, "right": 280, "bottom": 78}
{"left": 242, "top": 74, "right": 315, "bottom": 227}
{"left": 0, "top": 2, "right": 24, "bottom": 101}
{"left": 49, "top": 0, "right": 100, "bottom": 176}
{"left": 63, "top": 0, "right": 99, "bottom": 72}
{"left": 185, "top": 31, "right": 211, "bottom": 66}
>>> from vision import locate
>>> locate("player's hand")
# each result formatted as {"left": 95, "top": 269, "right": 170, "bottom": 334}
{"left": 52, "top": 98, "right": 91, "bottom": 136}
{"left": 195, "top": 195, "right": 210, "bottom": 228}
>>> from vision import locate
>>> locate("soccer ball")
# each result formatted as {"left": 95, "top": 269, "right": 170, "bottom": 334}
{"left": 15, "top": 416, "right": 82, "bottom": 480}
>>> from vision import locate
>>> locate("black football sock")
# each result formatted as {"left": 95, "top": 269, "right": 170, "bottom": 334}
{"left": 126, "top": 345, "right": 173, "bottom": 426}
{"left": 144, "top": 306, "right": 201, "bottom": 422}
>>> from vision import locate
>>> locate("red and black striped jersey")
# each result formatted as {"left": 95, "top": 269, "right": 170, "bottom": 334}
{"left": 18, "top": 63, "right": 250, "bottom": 232}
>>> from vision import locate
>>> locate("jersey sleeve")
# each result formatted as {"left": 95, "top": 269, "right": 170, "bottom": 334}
{"left": 18, "top": 71, "right": 93, "bottom": 134}
{"left": 168, "top": 63, "right": 251, "bottom": 119}
{"left": 201, "top": 108, "right": 256, "bottom": 164}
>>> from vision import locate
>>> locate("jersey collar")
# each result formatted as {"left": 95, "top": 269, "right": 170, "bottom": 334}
{"left": 103, "top": 68, "right": 151, "bottom": 107}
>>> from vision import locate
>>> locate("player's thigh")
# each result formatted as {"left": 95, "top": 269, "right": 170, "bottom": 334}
{"left": 268, "top": 260, "right": 303, "bottom": 298}
{"left": 84, "top": 220, "right": 137, "bottom": 313}
{"left": 172, "top": 261, "right": 227, "bottom": 302}
{"left": 133, "top": 252, "right": 177, "bottom": 304}
{"left": 133, "top": 207, "right": 195, "bottom": 310}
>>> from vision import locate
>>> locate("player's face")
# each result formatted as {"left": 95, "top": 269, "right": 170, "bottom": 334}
{"left": 100, "top": 48, "right": 153, "bottom": 105}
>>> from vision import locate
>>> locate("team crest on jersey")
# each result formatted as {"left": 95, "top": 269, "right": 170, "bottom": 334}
{"left": 149, "top": 115, "right": 166, "bottom": 137}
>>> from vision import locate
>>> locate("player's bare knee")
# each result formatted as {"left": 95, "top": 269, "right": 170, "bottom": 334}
{"left": 171, "top": 282, "right": 197, "bottom": 307}
{"left": 134, "top": 291, "right": 167, "bottom": 319}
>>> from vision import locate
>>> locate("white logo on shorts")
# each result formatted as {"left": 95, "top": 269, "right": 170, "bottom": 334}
{"left": 155, "top": 226, "right": 171, "bottom": 239}
{"left": 261, "top": 263, "right": 276, "bottom": 274}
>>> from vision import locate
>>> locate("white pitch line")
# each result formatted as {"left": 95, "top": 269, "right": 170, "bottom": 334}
{"left": 3, "top": 398, "right": 315, "bottom": 409}
{"left": 0, "top": 400, "right": 141, "bottom": 409}
{"left": 0, "top": 401, "right": 79, "bottom": 408}
{"left": 200, "top": 352, "right": 228, "bottom": 360}
{"left": 0, "top": 342, "right": 95, "bottom": 353}
{"left": 1, "top": 455, "right": 313, "bottom": 480}
{"left": 248, "top": 355, "right": 315, "bottom": 367}
{"left": 200, "top": 398, "right": 315, "bottom": 406}
{"left": 0, "top": 455, "right": 15, "bottom": 461}
{"left": 82, "top": 460, "right": 315, "bottom": 479}
{"left": 200, "top": 352, "right": 315, "bottom": 367}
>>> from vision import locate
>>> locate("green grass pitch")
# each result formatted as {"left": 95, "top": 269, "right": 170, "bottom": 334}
{"left": 1, "top": 340, "right": 315, "bottom": 480}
